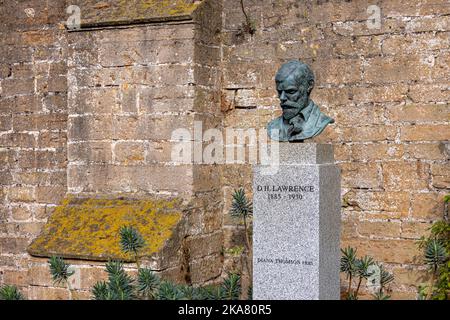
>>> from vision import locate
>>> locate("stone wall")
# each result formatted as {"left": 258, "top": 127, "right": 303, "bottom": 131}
{"left": 0, "top": 0, "right": 449, "bottom": 299}
{"left": 0, "top": 0, "right": 225, "bottom": 299}
{"left": 0, "top": 0, "right": 70, "bottom": 299}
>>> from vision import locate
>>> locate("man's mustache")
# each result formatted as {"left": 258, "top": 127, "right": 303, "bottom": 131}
{"left": 281, "top": 101, "right": 301, "bottom": 109}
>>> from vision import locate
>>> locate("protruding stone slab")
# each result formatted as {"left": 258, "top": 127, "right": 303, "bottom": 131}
{"left": 67, "top": 0, "right": 203, "bottom": 29}
{"left": 253, "top": 143, "right": 341, "bottom": 300}
{"left": 28, "top": 196, "right": 183, "bottom": 263}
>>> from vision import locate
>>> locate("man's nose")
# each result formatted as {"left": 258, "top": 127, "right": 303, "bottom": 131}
{"left": 280, "top": 91, "right": 287, "bottom": 102}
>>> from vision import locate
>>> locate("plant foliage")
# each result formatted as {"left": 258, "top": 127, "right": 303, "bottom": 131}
{"left": 104, "top": 260, "right": 135, "bottom": 300}
{"left": 92, "top": 281, "right": 110, "bottom": 300}
{"left": 0, "top": 285, "right": 25, "bottom": 300}
{"left": 137, "top": 268, "right": 160, "bottom": 299}
{"left": 49, "top": 256, "right": 74, "bottom": 285}
{"left": 119, "top": 225, "right": 146, "bottom": 256}
{"left": 417, "top": 196, "right": 450, "bottom": 300}
{"left": 340, "top": 247, "right": 357, "bottom": 276}
{"left": 230, "top": 188, "right": 253, "bottom": 219}
{"left": 47, "top": 224, "right": 245, "bottom": 300}
{"left": 221, "top": 273, "right": 241, "bottom": 300}
{"left": 340, "top": 247, "right": 393, "bottom": 300}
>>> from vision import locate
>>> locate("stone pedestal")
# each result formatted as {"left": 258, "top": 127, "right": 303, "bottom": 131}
{"left": 253, "top": 143, "right": 341, "bottom": 300}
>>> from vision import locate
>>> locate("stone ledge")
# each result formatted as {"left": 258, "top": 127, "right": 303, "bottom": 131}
{"left": 28, "top": 196, "right": 183, "bottom": 262}
{"left": 67, "top": 0, "right": 203, "bottom": 29}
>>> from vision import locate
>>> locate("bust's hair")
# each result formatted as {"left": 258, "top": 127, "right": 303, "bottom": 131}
{"left": 275, "top": 60, "right": 315, "bottom": 92}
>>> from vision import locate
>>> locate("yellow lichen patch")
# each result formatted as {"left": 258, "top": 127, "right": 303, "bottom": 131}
{"left": 28, "top": 196, "right": 183, "bottom": 262}
{"left": 75, "top": 0, "right": 203, "bottom": 28}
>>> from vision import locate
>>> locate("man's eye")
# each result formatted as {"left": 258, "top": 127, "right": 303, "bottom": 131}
{"left": 286, "top": 90, "right": 296, "bottom": 94}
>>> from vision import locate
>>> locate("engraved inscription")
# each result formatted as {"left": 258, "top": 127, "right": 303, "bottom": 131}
{"left": 256, "top": 184, "right": 316, "bottom": 201}
{"left": 256, "top": 257, "right": 314, "bottom": 266}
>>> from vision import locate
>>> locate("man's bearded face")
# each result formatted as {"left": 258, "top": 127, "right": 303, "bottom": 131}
{"left": 276, "top": 74, "right": 309, "bottom": 121}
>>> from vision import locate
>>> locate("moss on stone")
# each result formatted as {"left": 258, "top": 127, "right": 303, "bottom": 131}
{"left": 74, "top": 0, "right": 203, "bottom": 28}
{"left": 28, "top": 196, "right": 183, "bottom": 262}
{"left": 140, "top": 0, "right": 199, "bottom": 15}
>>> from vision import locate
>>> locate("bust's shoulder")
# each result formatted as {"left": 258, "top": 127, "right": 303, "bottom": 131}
{"left": 317, "top": 110, "right": 335, "bottom": 125}
{"left": 267, "top": 116, "right": 283, "bottom": 129}
{"left": 316, "top": 113, "right": 334, "bottom": 126}
{"left": 310, "top": 102, "right": 334, "bottom": 126}
{"left": 267, "top": 116, "right": 287, "bottom": 141}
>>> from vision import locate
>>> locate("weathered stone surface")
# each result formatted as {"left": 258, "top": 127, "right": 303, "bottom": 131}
{"left": 383, "top": 161, "right": 430, "bottom": 191}
{"left": 340, "top": 162, "right": 380, "bottom": 189}
{"left": 342, "top": 239, "right": 422, "bottom": 265}
{"left": 343, "top": 190, "right": 410, "bottom": 215}
{"left": 28, "top": 197, "right": 183, "bottom": 263}
{"left": 69, "top": 0, "right": 203, "bottom": 28}
{"left": 431, "top": 163, "right": 450, "bottom": 189}
{"left": 0, "top": 0, "right": 448, "bottom": 300}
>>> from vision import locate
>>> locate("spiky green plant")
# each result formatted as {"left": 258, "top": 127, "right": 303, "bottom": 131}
{"left": 92, "top": 281, "right": 110, "bottom": 300}
{"left": 424, "top": 239, "right": 448, "bottom": 271}
{"left": 157, "top": 281, "right": 184, "bottom": 300}
{"left": 0, "top": 285, "right": 25, "bottom": 300}
{"left": 445, "top": 195, "right": 450, "bottom": 202}
{"left": 370, "top": 264, "right": 394, "bottom": 300}
{"left": 178, "top": 285, "right": 196, "bottom": 300}
{"left": 221, "top": 273, "right": 241, "bottom": 300}
{"left": 340, "top": 247, "right": 358, "bottom": 274}
{"left": 340, "top": 247, "right": 393, "bottom": 300}
{"left": 197, "top": 285, "right": 226, "bottom": 300}
{"left": 340, "top": 246, "right": 358, "bottom": 298}
{"left": 104, "top": 260, "right": 135, "bottom": 300}
{"left": 230, "top": 188, "right": 253, "bottom": 294}
{"left": 379, "top": 265, "right": 395, "bottom": 288}
{"left": 230, "top": 188, "right": 253, "bottom": 221}
{"left": 119, "top": 226, "right": 146, "bottom": 268}
{"left": 49, "top": 256, "right": 74, "bottom": 285}
{"left": 347, "top": 292, "right": 357, "bottom": 300}
{"left": 423, "top": 239, "right": 448, "bottom": 300}
{"left": 354, "top": 255, "right": 375, "bottom": 297}
{"left": 416, "top": 196, "right": 449, "bottom": 300}
{"left": 137, "top": 268, "right": 160, "bottom": 299}
{"left": 247, "top": 285, "right": 253, "bottom": 300}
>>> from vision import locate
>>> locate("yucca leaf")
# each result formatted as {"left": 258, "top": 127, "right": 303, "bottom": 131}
{"left": 221, "top": 273, "right": 241, "bottom": 300}
{"left": 137, "top": 268, "right": 160, "bottom": 299}
{"left": 105, "top": 260, "right": 135, "bottom": 300}
{"left": 157, "top": 281, "right": 184, "bottom": 300}
{"left": 119, "top": 226, "right": 146, "bottom": 255}
{"left": 197, "top": 285, "right": 226, "bottom": 300}
{"left": 92, "top": 281, "right": 110, "bottom": 300}
{"left": 48, "top": 256, "right": 74, "bottom": 284}
{"left": 340, "top": 247, "right": 357, "bottom": 276}
{"left": 356, "top": 255, "right": 375, "bottom": 279}
{"left": 0, "top": 285, "right": 25, "bottom": 300}
{"left": 378, "top": 264, "right": 395, "bottom": 288}
{"left": 230, "top": 188, "right": 253, "bottom": 219}
{"left": 424, "top": 239, "right": 448, "bottom": 270}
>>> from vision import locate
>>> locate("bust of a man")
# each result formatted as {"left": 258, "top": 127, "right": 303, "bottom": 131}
{"left": 267, "top": 60, "right": 334, "bottom": 142}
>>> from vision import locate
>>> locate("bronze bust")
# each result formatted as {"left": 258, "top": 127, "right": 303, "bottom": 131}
{"left": 267, "top": 60, "right": 334, "bottom": 142}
